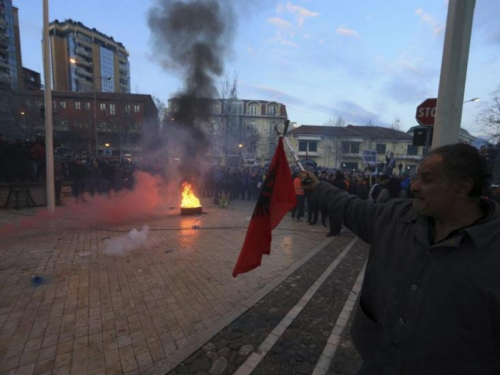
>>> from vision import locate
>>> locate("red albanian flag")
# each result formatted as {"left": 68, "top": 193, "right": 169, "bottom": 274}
{"left": 232, "top": 138, "right": 297, "bottom": 277}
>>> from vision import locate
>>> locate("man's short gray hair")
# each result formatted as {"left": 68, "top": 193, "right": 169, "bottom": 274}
{"left": 428, "top": 143, "right": 490, "bottom": 198}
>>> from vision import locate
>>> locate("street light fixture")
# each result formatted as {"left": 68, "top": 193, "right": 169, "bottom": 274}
{"left": 463, "top": 97, "right": 480, "bottom": 103}
{"left": 238, "top": 144, "right": 243, "bottom": 148}
{"left": 105, "top": 143, "right": 110, "bottom": 147}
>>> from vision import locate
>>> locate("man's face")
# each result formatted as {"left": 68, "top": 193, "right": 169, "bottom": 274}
{"left": 411, "top": 155, "right": 456, "bottom": 218}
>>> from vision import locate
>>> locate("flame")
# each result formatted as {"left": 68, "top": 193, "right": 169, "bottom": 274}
{"left": 181, "top": 182, "right": 201, "bottom": 208}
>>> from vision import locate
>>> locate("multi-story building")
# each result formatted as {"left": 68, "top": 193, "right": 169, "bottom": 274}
{"left": 0, "top": 0, "right": 22, "bottom": 89}
{"left": 290, "top": 125, "right": 425, "bottom": 174}
{"left": 16, "top": 91, "right": 157, "bottom": 158}
{"left": 22, "top": 67, "right": 41, "bottom": 91}
{"left": 166, "top": 98, "right": 288, "bottom": 165}
{"left": 48, "top": 19, "right": 131, "bottom": 94}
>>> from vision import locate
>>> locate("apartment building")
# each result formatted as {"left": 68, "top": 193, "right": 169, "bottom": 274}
{"left": 17, "top": 91, "right": 157, "bottom": 157}
{"left": 0, "top": 0, "right": 22, "bottom": 89}
{"left": 49, "top": 19, "right": 131, "bottom": 94}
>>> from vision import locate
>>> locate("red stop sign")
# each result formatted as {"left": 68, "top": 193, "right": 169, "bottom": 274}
{"left": 416, "top": 98, "right": 437, "bottom": 126}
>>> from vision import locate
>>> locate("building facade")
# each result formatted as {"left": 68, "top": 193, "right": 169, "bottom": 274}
{"left": 49, "top": 19, "right": 131, "bottom": 94}
{"left": 16, "top": 91, "right": 157, "bottom": 158}
{"left": 290, "top": 125, "right": 425, "bottom": 174}
{"left": 166, "top": 98, "right": 288, "bottom": 166}
{"left": 0, "top": 0, "right": 22, "bottom": 90}
{"left": 22, "top": 67, "right": 41, "bottom": 91}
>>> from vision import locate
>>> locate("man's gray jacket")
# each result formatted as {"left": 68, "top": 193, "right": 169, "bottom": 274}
{"left": 316, "top": 182, "right": 500, "bottom": 375}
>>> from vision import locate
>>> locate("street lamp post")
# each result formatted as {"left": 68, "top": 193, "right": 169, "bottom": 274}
{"left": 70, "top": 59, "right": 113, "bottom": 158}
{"left": 43, "top": 0, "right": 55, "bottom": 212}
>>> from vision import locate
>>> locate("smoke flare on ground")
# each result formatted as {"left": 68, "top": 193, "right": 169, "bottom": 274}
{"left": 103, "top": 225, "right": 150, "bottom": 256}
{"left": 148, "top": 0, "right": 235, "bottom": 181}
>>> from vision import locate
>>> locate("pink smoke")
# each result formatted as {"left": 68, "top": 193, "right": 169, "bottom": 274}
{"left": 0, "top": 171, "right": 167, "bottom": 236}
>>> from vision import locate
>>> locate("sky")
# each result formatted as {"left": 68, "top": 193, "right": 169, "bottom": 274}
{"left": 13, "top": 0, "right": 500, "bottom": 137}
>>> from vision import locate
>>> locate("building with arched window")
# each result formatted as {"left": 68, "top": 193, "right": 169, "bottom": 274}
{"left": 166, "top": 98, "right": 288, "bottom": 165}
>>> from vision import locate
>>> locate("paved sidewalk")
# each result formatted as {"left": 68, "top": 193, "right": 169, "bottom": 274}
{"left": 0, "top": 199, "right": 328, "bottom": 375}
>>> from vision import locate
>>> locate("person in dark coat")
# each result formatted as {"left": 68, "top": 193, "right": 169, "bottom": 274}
{"left": 300, "top": 144, "right": 500, "bottom": 375}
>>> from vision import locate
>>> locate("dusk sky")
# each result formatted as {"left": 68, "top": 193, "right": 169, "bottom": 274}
{"left": 14, "top": 0, "right": 500, "bottom": 137}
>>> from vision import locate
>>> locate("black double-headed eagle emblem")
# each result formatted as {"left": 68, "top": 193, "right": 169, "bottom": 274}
{"left": 252, "top": 170, "right": 276, "bottom": 218}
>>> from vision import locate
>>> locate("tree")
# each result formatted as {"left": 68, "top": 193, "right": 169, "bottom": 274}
{"left": 324, "top": 116, "right": 346, "bottom": 127}
{"left": 152, "top": 96, "right": 167, "bottom": 129}
{"left": 366, "top": 119, "right": 375, "bottom": 126}
{"left": 479, "top": 97, "right": 500, "bottom": 143}
{"left": 392, "top": 117, "right": 402, "bottom": 131}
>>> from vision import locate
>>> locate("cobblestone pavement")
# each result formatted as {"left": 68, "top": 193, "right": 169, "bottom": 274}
{"left": 0, "top": 198, "right": 332, "bottom": 375}
{"left": 164, "top": 235, "right": 368, "bottom": 375}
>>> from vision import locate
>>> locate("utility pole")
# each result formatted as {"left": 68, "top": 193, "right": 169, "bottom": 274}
{"left": 432, "top": 0, "right": 476, "bottom": 148}
{"left": 43, "top": 0, "right": 55, "bottom": 212}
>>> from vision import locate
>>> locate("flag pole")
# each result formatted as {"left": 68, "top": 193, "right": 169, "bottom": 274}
{"left": 275, "top": 122, "right": 313, "bottom": 186}
{"left": 275, "top": 121, "right": 305, "bottom": 171}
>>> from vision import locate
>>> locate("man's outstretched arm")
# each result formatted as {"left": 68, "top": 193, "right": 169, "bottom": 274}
{"left": 301, "top": 171, "right": 376, "bottom": 244}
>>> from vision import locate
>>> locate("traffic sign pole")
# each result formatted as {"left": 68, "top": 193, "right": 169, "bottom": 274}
{"left": 432, "top": 0, "right": 476, "bottom": 148}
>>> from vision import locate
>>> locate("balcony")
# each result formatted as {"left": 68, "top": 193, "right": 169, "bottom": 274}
{"left": 0, "top": 36, "right": 8, "bottom": 48}
{"left": 341, "top": 152, "right": 361, "bottom": 159}
{"left": 0, "top": 59, "right": 9, "bottom": 70}
{"left": 76, "top": 66, "right": 92, "bottom": 78}
{"left": 76, "top": 46, "right": 92, "bottom": 58}
{"left": 394, "top": 154, "right": 423, "bottom": 161}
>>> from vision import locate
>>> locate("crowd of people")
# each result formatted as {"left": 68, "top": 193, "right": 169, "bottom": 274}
{"left": 0, "top": 133, "right": 47, "bottom": 183}
{"left": 290, "top": 170, "right": 418, "bottom": 237}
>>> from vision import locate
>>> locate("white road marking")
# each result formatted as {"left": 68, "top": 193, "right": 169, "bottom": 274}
{"left": 233, "top": 237, "right": 359, "bottom": 374}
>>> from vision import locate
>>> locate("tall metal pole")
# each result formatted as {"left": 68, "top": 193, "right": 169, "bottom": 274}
{"left": 43, "top": 0, "right": 55, "bottom": 212}
{"left": 432, "top": 0, "right": 476, "bottom": 148}
{"left": 94, "top": 90, "right": 98, "bottom": 158}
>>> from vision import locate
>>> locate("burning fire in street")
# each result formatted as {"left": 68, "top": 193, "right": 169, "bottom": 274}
{"left": 180, "top": 182, "right": 202, "bottom": 215}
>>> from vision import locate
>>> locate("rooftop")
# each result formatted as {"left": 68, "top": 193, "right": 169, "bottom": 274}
{"left": 50, "top": 19, "right": 126, "bottom": 50}
{"left": 291, "top": 125, "right": 413, "bottom": 141}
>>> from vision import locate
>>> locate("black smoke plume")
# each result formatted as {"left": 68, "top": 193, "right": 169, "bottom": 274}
{"left": 148, "top": 0, "right": 235, "bottom": 180}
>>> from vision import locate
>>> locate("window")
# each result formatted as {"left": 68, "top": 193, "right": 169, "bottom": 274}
{"left": 25, "top": 100, "right": 32, "bottom": 108}
{"left": 75, "top": 119, "right": 82, "bottom": 128}
{"left": 298, "top": 141, "right": 318, "bottom": 152}
{"left": 376, "top": 144, "right": 386, "bottom": 154}
{"left": 247, "top": 123, "right": 256, "bottom": 134}
{"left": 407, "top": 145, "right": 419, "bottom": 155}
{"left": 342, "top": 142, "right": 360, "bottom": 154}
{"left": 109, "top": 104, "right": 116, "bottom": 115}
{"left": 267, "top": 106, "right": 277, "bottom": 115}
{"left": 248, "top": 105, "right": 258, "bottom": 115}
{"left": 211, "top": 103, "right": 220, "bottom": 114}
{"left": 100, "top": 103, "right": 106, "bottom": 111}
{"left": 60, "top": 101, "right": 66, "bottom": 109}
{"left": 60, "top": 119, "right": 67, "bottom": 127}
{"left": 134, "top": 104, "right": 140, "bottom": 113}
{"left": 125, "top": 104, "right": 131, "bottom": 114}
{"left": 85, "top": 102, "right": 91, "bottom": 110}
{"left": 99, "top": 120, "right": 107, "bottom": 129}
{"left": 52, "top": 101, "right": 57, "bottom": 110}
{"left": 75, "top": 101, "right": 81, "bottom": 110}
